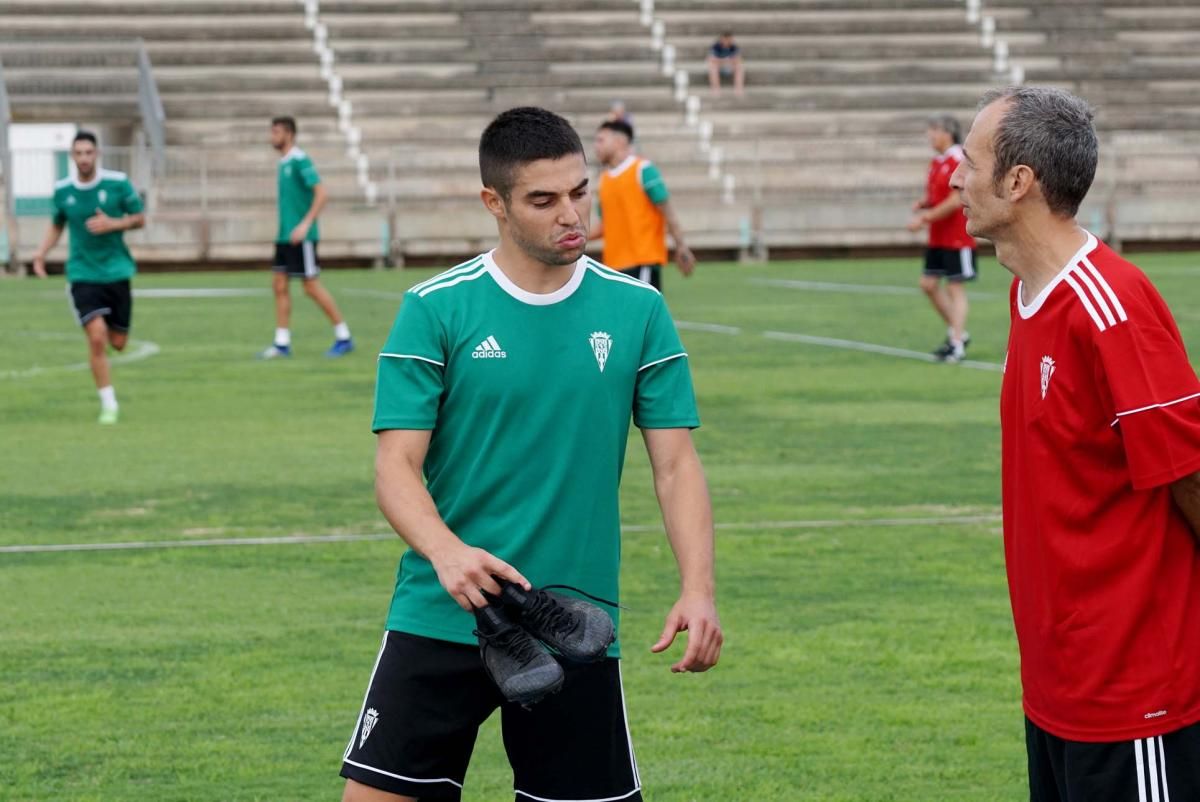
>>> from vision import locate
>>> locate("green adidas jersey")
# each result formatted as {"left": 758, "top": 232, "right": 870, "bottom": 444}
{"left": 276, "top": 147, "right": 320, "bottom": 243}
{"left": 372, "top": 251, "right": 701, "bottom": 656}
{"left": 51, "top": 170, "right": 143, "bottom": 284}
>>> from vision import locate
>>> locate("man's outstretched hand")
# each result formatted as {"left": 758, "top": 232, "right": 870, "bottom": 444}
{"left": 650, "top": 592, "right": 723, "bottom": 672}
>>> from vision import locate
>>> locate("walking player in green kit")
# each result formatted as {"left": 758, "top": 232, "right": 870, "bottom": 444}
{"left": 31, "top": 131, "right": 145, "bottom": 424}
{"left": 259, "top": 116, "right": 353, "bottom": 359}
{"left": 340, "top": 107, "right": 723, "bottom": 802}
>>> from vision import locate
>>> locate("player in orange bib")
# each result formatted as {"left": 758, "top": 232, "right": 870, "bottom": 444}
{"left": 591, "top": 120, "right": 695, "bottom": 291}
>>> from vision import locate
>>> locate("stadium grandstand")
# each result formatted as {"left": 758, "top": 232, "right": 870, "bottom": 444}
{"left": 1, "top": 0, "right": 1199, "bottom": 268}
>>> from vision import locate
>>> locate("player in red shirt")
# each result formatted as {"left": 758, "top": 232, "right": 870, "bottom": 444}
{"left": 909, "top": 115, "right": 978, "bottom": 363}
{"left": 952, "top": 85, "right": 1200, "bottom": 800}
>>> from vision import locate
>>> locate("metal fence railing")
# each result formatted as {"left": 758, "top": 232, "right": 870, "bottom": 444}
{"left": 6, "top": 131, "right": 1200, "bottom": 267}
{"left": 735, "top": 131, "right": 1200, "bottom": 256}
{"left": 135, "top": 39, "right": 166, "bottom": 178}
{"left": 0, "top": 56, "right": 14, "bottom": 271}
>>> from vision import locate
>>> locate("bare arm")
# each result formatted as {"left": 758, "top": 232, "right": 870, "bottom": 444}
{"left": 642, "top": 427, "right": 723, "bottom": 672}
{"left": 30, "top": 223, "right": 65, "bottom": 277}
{"left": 290, "top": 183, "right": 328, "bottom": 244}
{"left": 1171, "top": 471, "right": 1200, "bottom": 541}
{"left": 376, "top": 429, "right": 529, "bottom": 610}
{"left": 922, "top": 190, "right": 964, "bottom": 222}
{"left": 656, "top": 199, "right": 696, "bottom": 276}
{"left": 88, "top": 211, "right": 144, "bottom": 233}
{"left": 908, "top": 191, "right": 963, "bottom": 231}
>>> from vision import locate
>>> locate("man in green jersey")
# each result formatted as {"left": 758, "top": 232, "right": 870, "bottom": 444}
{"left": 259, "top": 116, "right": 353, "bottom": 359}
{"left": 340, "top": 107, "right": 723, "bottom": 802}
{"left": 31, "top": 131, "right": 145, "bottom": 425}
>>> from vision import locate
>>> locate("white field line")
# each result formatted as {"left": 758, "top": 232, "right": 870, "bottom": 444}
{"left": 750, "top": 278, "right": 999, "bottom": 300}
{"left": 0, "top": 339, "right": 161, "bottom": 380}
{"left": 677, "top": 321, "right": 1003, "bottom": 372}
{"left": 132, "top": 288, "right": 267, "bottom": 299}
{"left": 342, "top": 288, "right": 407, "bottom": 300}
{"left": 675, "top": 320, "right": 742, "bottom": 335}
{"left": 762, "top": 331, "right": 1003, "bottom": 372}
{"left": 0, "top": 514, "right": 1001, "bottom": 555}
{"left": 37, "top": 288, "right": 266, "bottom": 300}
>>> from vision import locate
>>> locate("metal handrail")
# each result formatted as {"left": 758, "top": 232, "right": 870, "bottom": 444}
{"left": 0, "top": 55, "right": 16, "bottom": 271}
{"left": 135, "top": 39, "right": 166, "bottom": 177}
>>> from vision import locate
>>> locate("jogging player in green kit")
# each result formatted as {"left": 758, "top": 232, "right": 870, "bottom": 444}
{"left": 339, "top": 107, "right": 723, "bottom": 802}
{"left": 31, "top": 131, "right": 145, "bottom": 424}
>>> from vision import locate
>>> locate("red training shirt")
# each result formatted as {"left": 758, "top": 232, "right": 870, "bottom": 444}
{"left": 1001, "top": 231, "right": 1200, "bottom": 741}
{"left": 922, "top": 145, "right": 976, "bottom": 251}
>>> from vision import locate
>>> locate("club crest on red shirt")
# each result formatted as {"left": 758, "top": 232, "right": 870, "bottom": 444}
{"left": 1040, "top": 355, "right": 1056, "bottom": 399}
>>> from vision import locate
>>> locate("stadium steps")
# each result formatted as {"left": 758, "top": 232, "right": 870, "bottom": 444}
{"left": 7, "top": 0, "right": 1200, "bottom": 261}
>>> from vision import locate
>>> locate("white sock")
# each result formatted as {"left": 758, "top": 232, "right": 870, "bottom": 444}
{"left": 98, "top": 385, "right": 118, "bottom": 411}
{"left": 274, "top": 328, "right": 291, "bottom": 347}
{"left": 333, "top": 322, "right": 351, "bottom": 341}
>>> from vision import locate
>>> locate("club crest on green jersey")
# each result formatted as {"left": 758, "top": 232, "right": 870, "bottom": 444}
{"left": 589, "top": 332, "right": 612, "bottom": 372}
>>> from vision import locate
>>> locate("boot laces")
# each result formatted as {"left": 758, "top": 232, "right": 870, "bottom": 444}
{"left": 474, "top": 623, "right": 543, "bottom": 668}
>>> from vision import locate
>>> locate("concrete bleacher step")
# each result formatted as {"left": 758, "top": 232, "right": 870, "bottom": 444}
{"left": 2, "top": 69, "right": 140, "bottom": 93}
{"left": 8, "top": 0, "right": 1198, "bottom": 261}
{"left": 155, "top": 67, "right": 328, "bottom": 94}
{"left": 0, "top": 15, "right": 310, "bottom": 41}
{"left": 0, "top": 1, "right": 302, "bottom": 12}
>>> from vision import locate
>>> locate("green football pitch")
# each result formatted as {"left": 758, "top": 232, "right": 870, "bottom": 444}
{"left": 3, "top": 251, "right": 1199, "bottom": 801}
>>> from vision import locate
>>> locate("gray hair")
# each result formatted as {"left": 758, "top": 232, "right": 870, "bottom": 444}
{"left": 927, "top": 114, "right": 962, "bottom": 145}
{"left": 978, "top": 86, "right": 1098, "bottom": 218}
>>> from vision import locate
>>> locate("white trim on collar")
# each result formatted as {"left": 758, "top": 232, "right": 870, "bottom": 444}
{"left": 484, "top": 250, "right": 587, "bottom": 306}
{"left": 71, "top": 171, "right": 103, "bottom": 190}
{"left": 606, "top": 154, "right": 637, "bottom": 178}
{"left": 1017, "top": 229, "right": 1098, "bottom": 319}
{"left": 935, "top": 144, "right": 964, "bottom": 163}
{"left": 280, "top": 146, "right": 306, "bottom": 163}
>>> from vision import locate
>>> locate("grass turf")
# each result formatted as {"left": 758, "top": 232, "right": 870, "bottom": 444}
{"left": 2, "top": 249, "right": 1198, "bottom": 800}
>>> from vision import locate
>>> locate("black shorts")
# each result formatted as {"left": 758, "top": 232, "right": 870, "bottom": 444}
{"left": 923, "top": 247, "right": 978, "bottom": 282}
{"left": 340, "top": 631, "right": 642, "bottom": 802}
{"left": 68, "top": 280, "right": 132, "bottom": 332}
{"left": 273, "top": 241, "right": 320, "bottom": 279}
{"left": 1026, "top": 716, "right": 1200, "bottom": 801}
{"left": 620, "top": 264, "right": 662, "bottom": 291}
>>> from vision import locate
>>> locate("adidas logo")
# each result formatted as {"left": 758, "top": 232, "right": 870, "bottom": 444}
{"left": 472, "top": 335, "right": 507, "bottom": 359}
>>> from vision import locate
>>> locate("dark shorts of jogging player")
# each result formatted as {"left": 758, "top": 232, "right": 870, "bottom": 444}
{"left": 620, "top": 264, "right": 662, "bottom": 291}
{"left": 340, "top": 630, "right": 643, "bottom": 802}
{"left": 273, "top": 241, "right": 320, "bottom": 279}
{"left": 1025, "top": 716, "right": 1200, "bottom": 801}
{"left": 69, "top": 279, "right": 132, "bottom": 332}
{"left": 923, "top": 247, "right": 978, "bottom": 283}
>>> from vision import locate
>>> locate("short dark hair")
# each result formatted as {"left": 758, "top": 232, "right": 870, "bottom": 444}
{"left": 479, "top": 107, "right": 585, "bottom": 199}
{"left": 271, "top": 116, "right": 297, "bottom": 135}
{"left": 927, "top": 114, "right": 962, "bottom": 145}
{"left": 978, "top": 86, "right": 1098, "bottom": 218}
{"left": 598, "top": 119, "right": 634, "bottom": 142}
{"left": 72, "top": 130, "right": 97, "bottom": 146}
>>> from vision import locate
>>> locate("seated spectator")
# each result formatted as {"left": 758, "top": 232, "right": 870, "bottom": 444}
{"left": 706, "top": 31, "right": 745, "bottom": 96}
{"left": 605, "top": 99, "right": 633, "bottom": 127}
